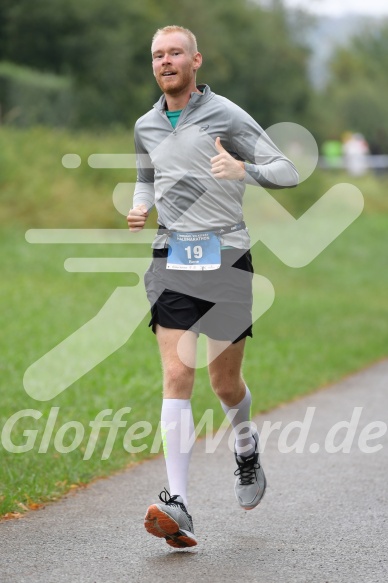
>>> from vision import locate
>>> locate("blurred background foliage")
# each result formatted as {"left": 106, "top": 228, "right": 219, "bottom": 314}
{"left": 1, "top": 0, "right": 388, "bottom": 516}
{"left": 0, "top": 0, "right": 386, "bottom": 149}
{"left": 322, "top": 23, "right": 388, "bottom": 152}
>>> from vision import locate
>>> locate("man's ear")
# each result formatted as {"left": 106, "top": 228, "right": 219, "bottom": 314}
{"left": 193, "top": 51, "right": 203, "bottom": 72}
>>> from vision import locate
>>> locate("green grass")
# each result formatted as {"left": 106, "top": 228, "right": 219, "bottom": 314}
{"left": 0, "top": 126, "right": 136, "bottom": 228}
{"left": 1, "top": 127, "right": 388, "bottom": 517}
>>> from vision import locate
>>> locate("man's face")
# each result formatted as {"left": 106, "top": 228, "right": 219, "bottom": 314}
{"left": 151, "top": 32, "right": 202, "bottom": 95}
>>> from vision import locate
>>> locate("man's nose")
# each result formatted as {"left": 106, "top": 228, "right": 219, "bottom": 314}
{"left": 161, "top": 53, "right": 172, "bottom": 65}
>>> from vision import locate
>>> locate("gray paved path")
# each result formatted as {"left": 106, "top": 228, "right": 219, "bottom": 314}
{"left": 1, "top": 361, "right": 387, "bottom": 583}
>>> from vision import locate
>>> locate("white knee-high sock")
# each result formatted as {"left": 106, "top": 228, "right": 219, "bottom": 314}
{"left": 161, "top": 399, "right": 194, "bottom": 507}
{"left": 220, "top": 386, "right": 256, "bottom": 457}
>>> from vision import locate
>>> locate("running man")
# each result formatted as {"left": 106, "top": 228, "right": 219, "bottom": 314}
{"left": 127, "top": 25, "right": 298, "bottom": 549}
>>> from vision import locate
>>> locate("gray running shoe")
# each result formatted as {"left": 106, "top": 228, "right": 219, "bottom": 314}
{"left": 144, "top": 488, "right": 197, "bottom": 548}
{"left": 234, "top": 432, "right": 267, "bottom": 510}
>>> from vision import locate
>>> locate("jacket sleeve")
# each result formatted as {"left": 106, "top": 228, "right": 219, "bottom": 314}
{"left": 229, "top": 106, "right": 299, "bottom": 189}
{"left": 132, "top": 121, "right": 155, "bottom": 209}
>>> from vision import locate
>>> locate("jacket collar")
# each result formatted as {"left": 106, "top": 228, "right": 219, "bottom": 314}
{"left": 154, "top": 84, "right": 213, "bottom": 112}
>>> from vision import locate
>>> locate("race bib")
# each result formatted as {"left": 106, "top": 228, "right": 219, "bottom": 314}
{"left": 166, "top": 231, "right": 221, "bottom": 270}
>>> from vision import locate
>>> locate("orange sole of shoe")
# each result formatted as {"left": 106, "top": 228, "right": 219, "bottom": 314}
{"left": 144, "top": 504, "right": 197, "bottom": 548}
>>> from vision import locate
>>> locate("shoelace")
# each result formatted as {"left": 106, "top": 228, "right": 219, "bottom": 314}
{"left": 234, "top": 454, "right": 261, "bottom": 486}
{"left": 158, "top": 487, "right": 184, "bottom": 508}
{"left": 158, "top": 488, "right": 194, "bottom": 532}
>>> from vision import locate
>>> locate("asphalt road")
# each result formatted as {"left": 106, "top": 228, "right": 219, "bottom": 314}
{"left": 1, "top": 360, "right": 387, "bottom": 583}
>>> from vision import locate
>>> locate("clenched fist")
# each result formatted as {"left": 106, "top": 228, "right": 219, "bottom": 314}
{"left": 127, "top": 204, "right": 149, "bottom": 232}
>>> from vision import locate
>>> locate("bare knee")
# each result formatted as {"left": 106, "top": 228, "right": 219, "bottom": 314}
{"left": 207, "top": 338, "right": 246, "bottom": 405}
{"left": 163, "top": 362, "right": 195, "bottom": 399}
{"left": 209, "top": 369, "right": 245, "bottom": 404}
{"left": 155, "top": 327, "right": 197, "bottom": 399}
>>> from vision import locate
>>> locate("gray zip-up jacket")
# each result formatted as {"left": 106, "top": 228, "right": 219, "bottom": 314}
{"left": 133, "top": 84, "right": 299, "bottom": 249}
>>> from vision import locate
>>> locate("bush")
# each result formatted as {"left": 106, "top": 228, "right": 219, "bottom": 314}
{"left": 0, "top": 61, "right": 74, "bottom": 126}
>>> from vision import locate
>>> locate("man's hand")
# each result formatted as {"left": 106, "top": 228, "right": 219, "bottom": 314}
{"left": 210, "top": 137, "right": 245, "bottom": 181}
{"left": 127, "top": 204, "right": 149, "bottom": 232}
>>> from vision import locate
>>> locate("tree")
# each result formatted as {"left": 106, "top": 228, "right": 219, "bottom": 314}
{"left": 323, "top": 21, "right": 388, "bottom": 151}
{"left": 0, "top": 0, "right": 313, "bottom": 129}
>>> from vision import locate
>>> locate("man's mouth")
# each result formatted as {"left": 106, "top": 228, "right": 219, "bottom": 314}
{"left": 162, "top": 71, "right": 177, "bottom": 77}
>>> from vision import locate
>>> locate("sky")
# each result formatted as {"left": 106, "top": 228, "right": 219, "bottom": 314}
{"left": 282, "top": 0, "right": 388, "bottom": 17}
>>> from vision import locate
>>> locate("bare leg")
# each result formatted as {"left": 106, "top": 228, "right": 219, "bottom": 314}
{"left": 156, "top": 325, "right": 197, "bottom": 399}
{"left": 207, "top": 338, "right": 246, "bottom": 406}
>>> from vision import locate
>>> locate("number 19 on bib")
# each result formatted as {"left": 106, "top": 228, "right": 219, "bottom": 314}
{"left": 167, "top": 232, "right": 221, "bottom": 271}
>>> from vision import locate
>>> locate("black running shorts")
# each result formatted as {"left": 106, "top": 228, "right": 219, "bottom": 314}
{"left": 144, "top": 247, "right": 253, "bottom": 343}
